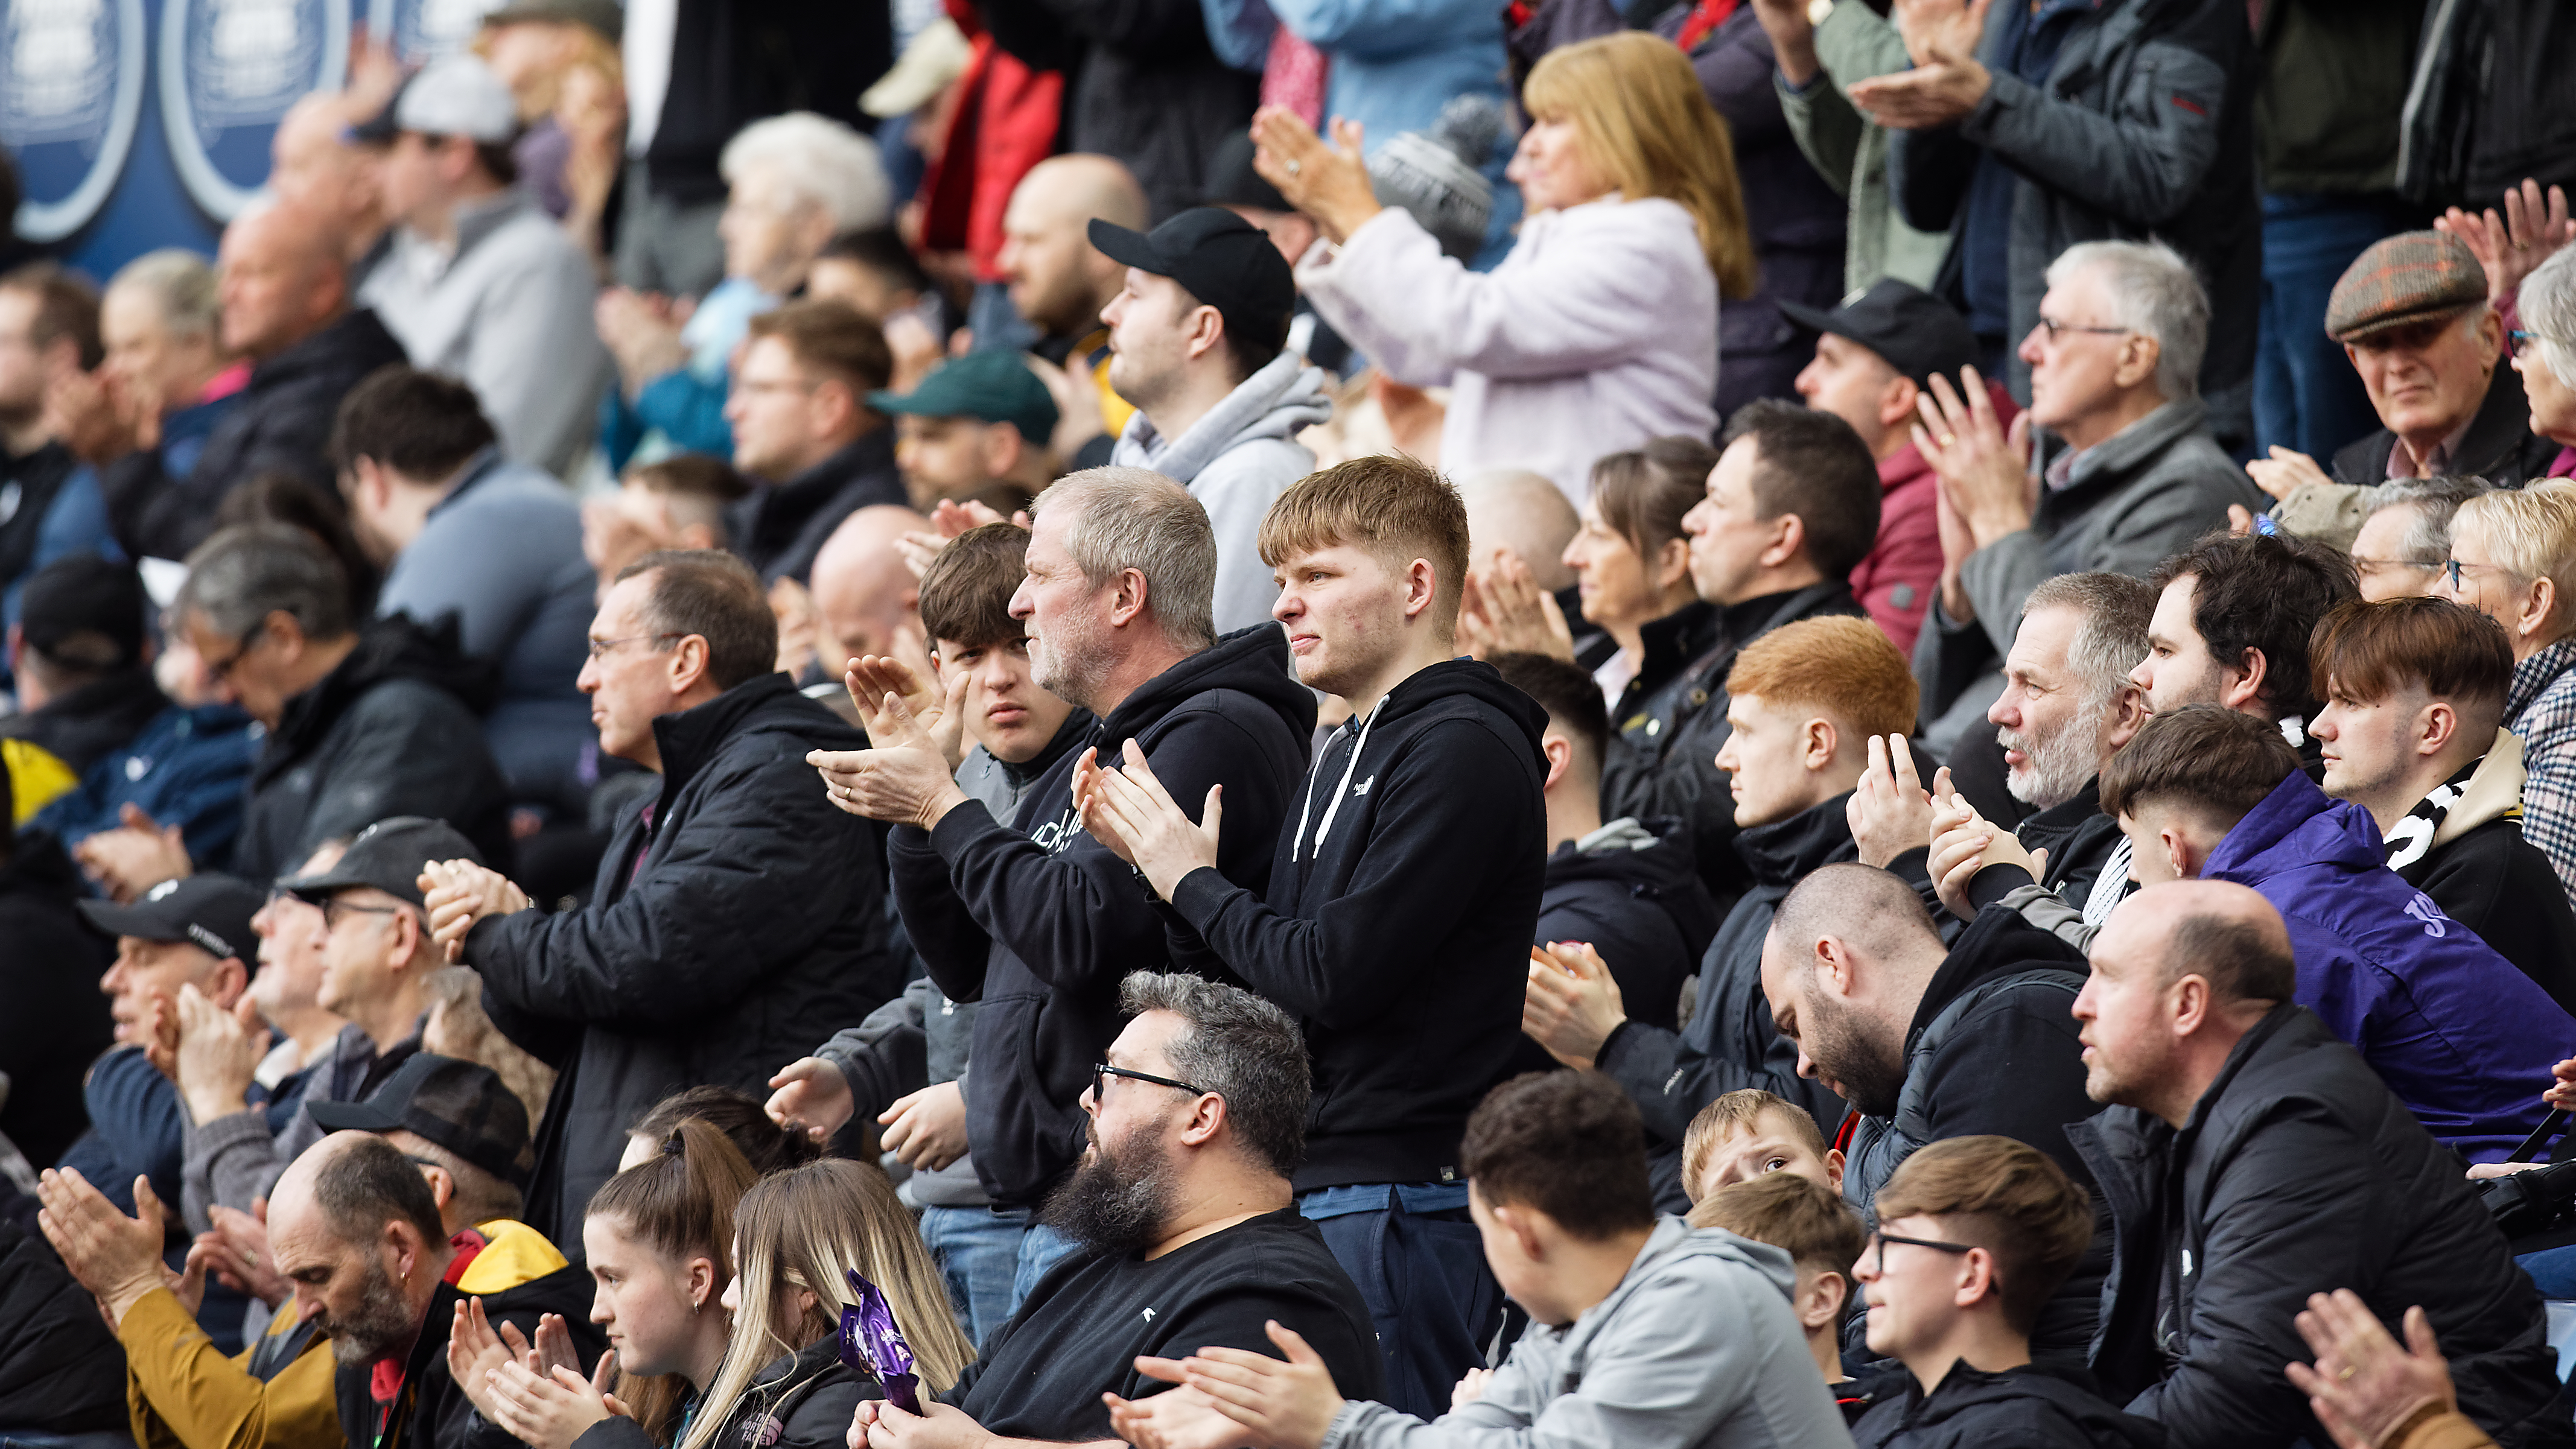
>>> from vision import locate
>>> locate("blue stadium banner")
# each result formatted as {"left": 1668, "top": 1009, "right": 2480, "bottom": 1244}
{"left": 159, "top": 0, "right": 347, "bottom": 221}
{"left": 1, "top": 0, "right": 151, "bottom": 243}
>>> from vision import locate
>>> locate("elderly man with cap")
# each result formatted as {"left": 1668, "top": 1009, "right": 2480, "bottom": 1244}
{"left": 872, "top": 350, "right": 1062, "bottom": 514}
{"left": 177, "top": 817, "right": 483, "bottom": 1234}
{"left": 56, "top": 875, "right": 266, "bottom": 1219}
{"left": 352, "top": 54, "right": 609, "bottom": 478}
{"left": 1784, "top": 279, "right": 2012, "bottom": 657}
{"left": 2255, "top": 231, "right": 2562, "bottom": 548}
{"left": 1094, "top": 207, "right": 1332, "bottom": 635}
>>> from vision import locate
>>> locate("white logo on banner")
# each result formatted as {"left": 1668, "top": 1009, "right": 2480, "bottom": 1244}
{"left": 0, "top": 0, "right": 144, "bottom": 240}
{"left": 157, "top": 0, "right": 346, "bottom": 220}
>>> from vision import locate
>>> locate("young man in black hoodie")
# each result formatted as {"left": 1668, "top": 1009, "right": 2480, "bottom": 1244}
{"left": 812, "top": 467, "right": 1313, "bottom": 1301}
{"left": 1490, "top": 650, "right": 1717, "bottom": 1075}
{"left": 1078, "top": 454, "right": 1548, "bottom": 1417}
{"left": 1525, "top": 616, "right": 1913, "bottom": 1208}
{"left": 1849, "top": 1136, "right": 2160, "bottom": 1449}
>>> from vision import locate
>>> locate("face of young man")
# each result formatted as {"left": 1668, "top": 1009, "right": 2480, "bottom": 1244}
{"left": 1101, "top": 268, "right": 1208, "bottom": 413}
{"left": 1713, "top": 694, "right": 1825, "bottom": 828}
{"left": 2131, "top": 575, "right": 2234, "bottom": 717}
{"left": 2311, "top": 680, "right": 2436, "bottom": 810}
{"left": 577, "top": 573, "right": 687, "bottom": 767}
{"left": 1681, "top": 437, "right": 1783, "bottom": 607}
{"left": 895, "top": 414, "right": 1002, "bottom": 505}
{"left": 1793, "top": 333, "right": 1905, "bottom": 460}
{"left": 1271, "top": 541, "right": 1412, "bottom": 700}
{"left": 934, "top": 633, "right": 1075, "bottom": 765}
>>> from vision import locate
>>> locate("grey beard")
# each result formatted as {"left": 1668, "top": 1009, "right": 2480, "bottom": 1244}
{"left": 2000, "top": 721, "right": 2097, "bottom": 811}
{"left": 323, "top": 1255, "right": 427, "bottom": 1365}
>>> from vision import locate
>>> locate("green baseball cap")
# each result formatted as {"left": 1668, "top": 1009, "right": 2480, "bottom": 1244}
{"left": 869, "top": 351, "right": 1060, "bottom": 445}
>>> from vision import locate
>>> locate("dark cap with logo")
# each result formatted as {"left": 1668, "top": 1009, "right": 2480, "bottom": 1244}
{"left": 309, "top": 1053, "right": 535, "bottom": 1189}
{"left": 1778, "top": 279, "right": 1982, "bottom": 390}
{"left": 77, "top": 874, "right": 264, "bottom": 963}
{"left": 286, "top": 817, "right": 485, "bottom": 909}
{"left": 1087, "top": 208, "right": 1297, "bottom": 356}
{"left": 868, "top": 350, "right": 1061, "bottom": 444}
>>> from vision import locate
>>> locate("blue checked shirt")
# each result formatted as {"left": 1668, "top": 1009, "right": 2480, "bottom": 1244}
{"left": 2508, "top": 638, "right": 2576, "bottom": 899}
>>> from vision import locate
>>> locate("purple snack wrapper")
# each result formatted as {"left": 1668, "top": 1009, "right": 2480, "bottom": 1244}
{"left": 838, "top": 1268, "right": 922, "bottom": 1413}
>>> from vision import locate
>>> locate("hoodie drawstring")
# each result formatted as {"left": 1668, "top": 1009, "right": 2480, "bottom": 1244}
{"left": 1293, "top": 696, "right": 1384, "bottom": 863}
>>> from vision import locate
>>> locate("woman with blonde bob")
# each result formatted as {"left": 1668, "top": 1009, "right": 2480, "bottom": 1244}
{"left": 1251, "top": 32, "right": 1754, "bottom": 503}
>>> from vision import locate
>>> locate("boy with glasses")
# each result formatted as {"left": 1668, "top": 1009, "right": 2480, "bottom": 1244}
{"left": 1844, "top": 1136, "right": 2154, "bottom": 1449}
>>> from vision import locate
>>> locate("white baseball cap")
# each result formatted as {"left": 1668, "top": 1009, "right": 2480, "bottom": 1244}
{"left": 354, "top": 54, "right": 520, "bottom": 145}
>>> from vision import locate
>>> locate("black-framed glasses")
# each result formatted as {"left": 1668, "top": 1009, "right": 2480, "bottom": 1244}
{"left": 2440, "top": 558, "right": 2524, "bottom": 591}
{"left": 202, "top": 622, "right": 269, "bottom": 683}
{"left": 1868, "top": 1229, "right": 1978, "bottom": 1275}
{"left": 2037, "top": 315, "right": 2130, "bottom": 343}
{"left": 320, "top": 898, "right": 401, "bottom": 930}
{"left": 1093, "top": 1062, "right": 1207, "bottom": 1100}
{"left": 585, "top": 631, "right": 685, "bottom": 662}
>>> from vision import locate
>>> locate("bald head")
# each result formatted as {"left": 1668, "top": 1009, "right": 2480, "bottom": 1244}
{"left": 270, "top": 94, "right": 384, "bottom": 246}
{"left": 1001, "top": 155, "right": 1147, "bottom": 337}
{"left": 218, "top": 205, "right": 348, "bottom": 359}
{"left": 269, "top": 1132, "right": 451, "bottom": 1365}
{"left": 1461, "top": 471, "right": 1581, "bottom": 593}
{"left": 2099, "top": 880, "right": 2295, "bottom": 1004}
{"left": 1758, "top": 862, "right": 1948, "bottom": 1115}
{"left": 813, "top": 504, "right": 931, "bottom": 672}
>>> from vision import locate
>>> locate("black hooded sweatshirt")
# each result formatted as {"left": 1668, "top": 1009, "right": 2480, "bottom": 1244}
{"left": 235, "top": 614, "right": 512, "bottom": 882}
{"left": 1168, "top": 657, "right": 1548, "bottom": 1192}
{"left": 1851, "top": 1363, "right": 2167, "bottom": 1449}
{"left": 894, "top": 625, "right": 1315, "bottom": 1208}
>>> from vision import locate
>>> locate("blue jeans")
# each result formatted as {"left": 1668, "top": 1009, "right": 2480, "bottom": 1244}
{"left": 1010, "top": 1220, "right": 1083, "bottom": 1314}
{"left": 920, "top": 1206, "right": 1028, "bottom": 1349}
{"left": 2256, "top": 193, "right": 2414, "bottom": 458}
{"left": 1301, "top": 1184, "right": 1507, "bottom": 1422}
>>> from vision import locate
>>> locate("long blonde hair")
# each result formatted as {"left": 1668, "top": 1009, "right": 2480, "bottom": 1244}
{"left": 679, "top": 1161, "right": 975, "bottom": 1449}
{"left": 1522, "top": 32, "right": 1758, "bottom": 299}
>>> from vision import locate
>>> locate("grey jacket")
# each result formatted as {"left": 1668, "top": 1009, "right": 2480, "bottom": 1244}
{"left": 1320, "top": 1219, "right": 1851, "bottom": 1449}
{"left": 1914, "top": 399, "right": 2262, "bottom": 720}
{"left": 1111, "top": 349, "right": 1331, "bottom": 636}
{"left": 1775, "top": 1, "right": 1949, "bottom": 294}
{"left": 181, "top": 1021, "right": 413, "bottom": 1234}
{"left": 1891, "top": 0, "right": 2258, "bottom": 434}
{"left": 360, "top": 190, "right": 612, "bottom": 478}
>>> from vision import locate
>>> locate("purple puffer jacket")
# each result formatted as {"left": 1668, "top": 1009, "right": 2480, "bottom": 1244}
{"left": 2206, "top": 772, "right": 2575, "bottom": 1162}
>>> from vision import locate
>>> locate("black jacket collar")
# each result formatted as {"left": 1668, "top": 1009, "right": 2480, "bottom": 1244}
{"left": 649, "top": 673, "right": 850, "bottom": 800}
{"left": 1734, "top": 790, "right": 1857, "bottom": 887}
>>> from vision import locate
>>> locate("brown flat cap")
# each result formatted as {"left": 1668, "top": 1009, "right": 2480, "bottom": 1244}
{"left": 2326, "top": 231, "right": 2489, "bottom": 341}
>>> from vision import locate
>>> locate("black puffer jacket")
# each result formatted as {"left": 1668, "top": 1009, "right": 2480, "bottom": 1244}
{"left": 1172, "top": 658, "right": 1548, "bottom": 1192}
{"left": 1839, "top": 904, "right": 2106, "bottom": 1368}
{"left": 730, "top": 430, "right": 906, "bottom": 586}
{"left": 1852, "top": 1362, "right": 2166, "bottom": 1449}
{"left": 234, "top": 615, "right": 512, "bottom": 883}
{"left": 1507, "top": 816, "right": 1718, "bottom": 1079}
{"left": 0, "top": 1218, "right": 127, "bottom": 1433}
{"left": 896, "top": 626, "right": 1313, "bottom": 1207}
{"left": 1596, "top": 791, "right": 1854, "bottom": 1210}
{"left": 574, "top": 1339, "right": 876, "bottom": 1449}
{"left": 109, "top": 309, "right": 408, "bottom": 563}
{"left": 2072, "top": 1004, "right": 2571, "bottom": 1448}
{"left": 1601, "top": 584, "right": 1868, "bottom": 905}
{"left": 471, "top": 675, "right": 901, "bottom": 1249}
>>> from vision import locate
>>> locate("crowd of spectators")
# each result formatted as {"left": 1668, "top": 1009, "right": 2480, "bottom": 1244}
{"left": 4, "top": 4, "right": 2576, "bottom": 1449}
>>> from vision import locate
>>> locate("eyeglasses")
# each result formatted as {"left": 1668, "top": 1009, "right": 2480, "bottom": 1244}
{"left": 733, "top": 376, "right": 824, "bottom": 400}
{"left": 1093, "top": 1062, "right": 1207, "bottom": 1100}
{"left": 584, "top": 632, "right": 684, "bottom": 662}
{"left": 2440, "top": 558, "right": 2524, "bottom": 592}
{"left": 2037, "top": 315, "right": 2131, "bottom": 343}
{"left": 1868, "top": 1229, "right": 1978, "bottom": 1275}
{"left": 320, "top": 898, "right": 401, "bottom": 930}
{"left": 2351, "top": 556, "right": 2447, "bottom": 582}
{"left": 2511, "top": 329, "right": 2565, "bottom": 360}
{"left": 202, "top": 623, "right": 269, "bottom": 683}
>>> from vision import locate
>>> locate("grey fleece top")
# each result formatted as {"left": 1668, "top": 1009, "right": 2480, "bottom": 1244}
{"left": 1110, "top": 349, "right": 1331, "bottom": 636}
{"left": 1321, "top": 1218, "right": 1851, "bottom": 1449}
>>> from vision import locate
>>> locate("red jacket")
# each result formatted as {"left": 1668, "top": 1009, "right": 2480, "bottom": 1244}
{"left": 1852, "top": 381, "right": 2018, "bottom": 657}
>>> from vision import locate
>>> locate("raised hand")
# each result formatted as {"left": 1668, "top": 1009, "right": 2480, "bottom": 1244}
{"left": 199, "top": 1202, "right": 291, "bottom": 1307}
{"left": 2284, "top": 1292, "right": 2456, "bottom": 1449}
{"left": 2436, "top": 178, "right": 2576, "bottom": 303}
{"left": 1171, "top": 1321, "right": 1348, "bottom": 1449}
{"left": 421, "top": 860, "right": 532, "bottom": 963}
{"left": 878, "top": 1080, "right": 969, "bottom": 1172}
{"left": 809, "top": 671, "right": 973, "bottom": 831}
{"left": 174, "top": 983, "right": 270, "bottom": 1126}
{"left": 1458, "top": 548, "right": 1576, "bottom": 662}
{"left": 1916, "top": 367, "right": 2033, "bottom": 548}
{"left": 1847, "top": 735, "right": 1938, "bottom": 868}
{"left": 72, "top": 804, "right": 192, "bottom": 904}
{"left": 1522, "top": 943, "right": 1626, "bottom": 1070}
{"left": 766, "top": 1056, "right": 857, "bottom": 1142}
{"left": 1250, "top": 107, "right": 1380, "bottom": 246}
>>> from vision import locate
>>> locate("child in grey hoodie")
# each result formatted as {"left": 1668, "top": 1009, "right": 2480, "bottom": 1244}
{"left": 1104, "top": 1072, "right": 1852, "bottom": 1449}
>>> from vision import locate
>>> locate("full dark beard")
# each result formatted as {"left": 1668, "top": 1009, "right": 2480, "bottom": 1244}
{"left": 323, "top": 1254, "right": 427, "bottom": 1365}
{"left": 1039, "top": 1112, "right": 1178, "bottom": 1257}
{"left": 1807, "top": 997, "right": 1907, "bottom": 1119}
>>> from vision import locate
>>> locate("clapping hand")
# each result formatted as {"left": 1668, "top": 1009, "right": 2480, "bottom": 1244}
{"left": 1075, "top": 740, "right": 1224, "bottom": 899}
{"left": 1846, "top": 736, "right": 1940, "bottom": 869}
{"left": 1249, "top": 107, "right": 1381, "bottom": 246}
{"left": 2436, "top": 178, "right": 2576, "bottom": 304}
{"left": 482, "top": 1349, "right": 626, "bottom": 1449}
{"left": 1133, "top": 1321, "right": 1347, "bottom": 1449}
{"left": 1522, "top": 942, "right": 1626, "bottom": 1070}
{"left": 1850, "top": 0, "right": 1995, "bottom": 128}
{"left": 810, "top": 667, "right": 973, "bottom": 830}
{"left": 1105, "top": 1383, "right": 1250, "bottom": 1449}
{"left": 1915, "top": 368, "right": 2035, "bottom": 550}
{"left": 197, "top": 1200, "right": 291, "bottom": 1308}
{"left": 1923, "top": 773, "right": 2044, "bottom": 920}
{"left": 421, "top": 860, "right": 532, "bottom": 964}
{"left": 2284, "top": 1291, "right": 2456, "bottom": 1449}
{"left": 1457, "top": 549, "right": 1576, "bottom": 662}
{"left": 36, "top": 1167, "right": 202, "bottom": 1328}
{"left": 174, "top": 982, "right": 270, "bottom": 1126}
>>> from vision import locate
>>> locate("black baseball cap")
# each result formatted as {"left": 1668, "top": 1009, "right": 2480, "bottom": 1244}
{"left": 1200, "top": 130, "right": 1290, "bottom": 215}
{"left": 1088, "top": 208, "right": 1296, "bottom": 353}
{"left": 21, "top": 553, "right": 147, "bottom": 670}
{"left": 1778, "top": 279, "right": 1981, "bottom": 390}
{"left": 77, "top": 874, "right": 264, "bottom": 963}
{"left": 310, "top": 1053, "right": 535, "bottom": 1189}
{"left": 285, "top": 816, "right": 485, "bottom": 909}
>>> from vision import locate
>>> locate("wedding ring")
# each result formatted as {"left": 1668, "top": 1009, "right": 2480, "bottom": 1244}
{"left": 1939, "top": 433, "right": 1957, "bottom": 448}
{"left": 1286, "top": 159, "right": 1302, "bottom": 176}
{"left": 2338, "top": 1366, "right": 2357, "bottom": 1381}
